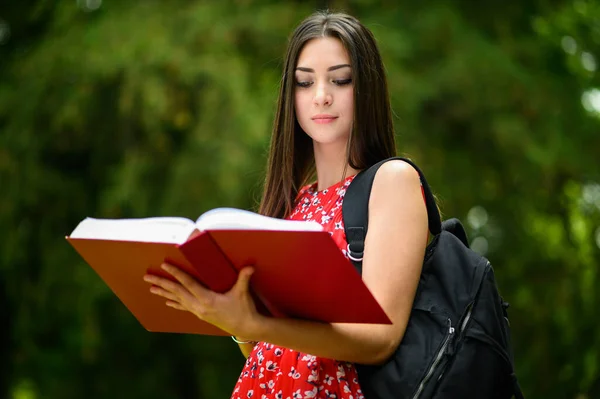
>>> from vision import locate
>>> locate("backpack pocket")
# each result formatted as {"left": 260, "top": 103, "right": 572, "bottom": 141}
{"left": 430, "top": 323, "right": 515, "bottom": 399}
{"left": 356, "top": 305, "right": 453, "bottom": 399}
{"left": 410, "top": 316, "right": 456, "bottom": 399}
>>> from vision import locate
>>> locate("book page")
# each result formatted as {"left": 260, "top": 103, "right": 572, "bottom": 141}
{"left": 195, "top": 208, "right": 323, "bottom": 232}
{"left": 69, "top": 217, "right": 197, "bottom": 244}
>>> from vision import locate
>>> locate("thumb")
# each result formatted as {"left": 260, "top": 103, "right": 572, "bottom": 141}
{"left": 233, "top": 266, "right": 255, "bottom": 293}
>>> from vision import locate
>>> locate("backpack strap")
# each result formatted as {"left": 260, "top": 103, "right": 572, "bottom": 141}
{"left": 342, "top": 157, "right": 442, "bottom": 272}
{"left": 512, "top": 373, "right": 525, "bottom": 399}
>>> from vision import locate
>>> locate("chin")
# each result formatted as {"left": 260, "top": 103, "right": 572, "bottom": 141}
{"left": 304, "top": 129, "right": 348, "bottom": 142}
{"left": 308, "top": 135, "right": 350, "bottom": 147}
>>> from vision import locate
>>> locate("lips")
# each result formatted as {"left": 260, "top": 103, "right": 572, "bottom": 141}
{"left": 312, "top": 114, "right": 338, "bottom": 124}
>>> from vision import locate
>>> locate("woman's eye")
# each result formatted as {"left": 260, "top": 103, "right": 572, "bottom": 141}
{"left": 295, "top": 81, "right": 312, "bottom": 88}
{"left": 333, "top": 78, "right": 352, "bottom": 86}
{"left": 295, "top": 79, "right": 352, "bottom": 88}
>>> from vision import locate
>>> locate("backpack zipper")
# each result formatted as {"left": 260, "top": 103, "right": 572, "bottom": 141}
{"left": 460, "top": 303, "right": 473, "bottom": 333}
{"left": 412, "top": 318, "right": 455, "bottom": 399}
{"left": 435, "top": 304, "right": 475, "bottom": 383}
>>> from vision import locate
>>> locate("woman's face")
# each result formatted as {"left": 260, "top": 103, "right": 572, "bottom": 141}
{"left": 294, "top": 37, "right": 354, "bottom": 148}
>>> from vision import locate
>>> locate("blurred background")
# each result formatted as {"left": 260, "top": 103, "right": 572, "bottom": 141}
{"left": 1, "top": 0, "right": 599, "bottom": 398}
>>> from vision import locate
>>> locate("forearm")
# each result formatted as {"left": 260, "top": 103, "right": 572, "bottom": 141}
{"left": 251, "top": 315, "right": 398, "bottom": 365}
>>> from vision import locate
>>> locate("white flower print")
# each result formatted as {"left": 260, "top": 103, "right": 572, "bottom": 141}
{"left": 292, "top": 389, "right": 302, "bottom": 399}
{"left": 274, "top": 348, "right": 283, "bottom": 357}
{"left": 301, "top": 354, "right": 317, "bottom": 367}
{"left": 336, "top": 365, "right": 346, "bottom": 380}
{"left": 324, "top": 374, "right": 334, "bottom": 386}
{"left": 321, "top": 215, "right": 331, "bottom": 224}
{"left": 247, "top": 390, "right": 254, "bottom": 398}
{"left": 304, "top": 387, "right": 318, "bottom": 398}
{"left": 288, "top": 366, "right": 301, "bottom": 379}
{"left": 266, "top": 360, "right": 278, "bottom": 371}
{"left": 334, "top": 221, "right": 343, "bottom": 230}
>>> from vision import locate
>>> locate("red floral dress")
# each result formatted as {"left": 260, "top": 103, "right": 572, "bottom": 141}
{"left": 231, "top": 175, "right": 364, "bottom": 399}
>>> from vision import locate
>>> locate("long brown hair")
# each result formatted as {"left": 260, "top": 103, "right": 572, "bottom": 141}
{"left": 259, "top": 11, "right": 397, "bottom": 218}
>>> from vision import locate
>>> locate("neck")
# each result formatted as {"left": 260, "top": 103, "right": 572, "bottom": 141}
{"left": 313, "top": 141, "right": 360, "bottom": 191}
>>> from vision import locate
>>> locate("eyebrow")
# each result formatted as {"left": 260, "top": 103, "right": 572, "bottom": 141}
{"left": 295, "top": 64, "right": 351, "bottom": 73}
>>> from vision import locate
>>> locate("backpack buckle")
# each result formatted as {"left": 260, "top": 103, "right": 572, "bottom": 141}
{"left": 347, "top": 243, "right": 364, "bottom": 262}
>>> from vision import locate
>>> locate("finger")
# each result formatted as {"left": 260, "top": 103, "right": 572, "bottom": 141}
{"left": 161, "top": 263, "right": 209, "bottom": 297}
{"left": 230, "top": 266, "right": 255, "bottom": 295}
{"left": 166, "top": 301, "right": 187, "bottom": 311}
{"left": 144, "top": 274, "right": 190, "bottom": 298}
{"left": 149, "top": 285, "right": 178, "bottom": 302}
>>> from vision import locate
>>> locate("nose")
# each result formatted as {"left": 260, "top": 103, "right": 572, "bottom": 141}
{"left": 313, "top": 83, "right": 332, "bottom": 107}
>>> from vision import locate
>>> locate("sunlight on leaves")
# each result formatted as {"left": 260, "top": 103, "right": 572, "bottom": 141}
{"left": 467, "top": 206, "right": 489, "bottom": 230}
{"left": 582, "top": 89, "right": 600, "bottom": 114}
{"left": 12, "top": 380, "right": 36, "bottom": 399}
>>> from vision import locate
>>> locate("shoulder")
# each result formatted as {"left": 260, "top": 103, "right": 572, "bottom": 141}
{"left": 372, "top": 159, "right": 421, "bottom": 192}
{"left": 369, "top": 159, "right": 425, "bottom": 214}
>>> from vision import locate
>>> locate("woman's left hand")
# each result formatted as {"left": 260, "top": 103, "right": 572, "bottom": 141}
{"left": 143, "top": 263, "right": 261, "bottom": 338}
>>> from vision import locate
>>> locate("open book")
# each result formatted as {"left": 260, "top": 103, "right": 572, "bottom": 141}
{"left": 67, "top": 208, "right": 391, "bottom": 336}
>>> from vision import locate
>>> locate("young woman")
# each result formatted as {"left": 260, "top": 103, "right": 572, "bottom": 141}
{"left": 143, "top": 11, "right": 428, "bottom": 399}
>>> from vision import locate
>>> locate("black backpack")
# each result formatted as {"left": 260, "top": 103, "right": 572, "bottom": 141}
{"left": 342, "top": 157, "right": 524, "bottom": 399}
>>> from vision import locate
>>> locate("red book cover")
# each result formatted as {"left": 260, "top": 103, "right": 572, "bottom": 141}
{"left": 67, "top": 226, "right": 391, "bottom": 336}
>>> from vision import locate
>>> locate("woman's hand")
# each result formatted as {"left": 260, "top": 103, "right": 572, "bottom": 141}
{"left": 143, "top": 263, "right": 261, "bottom": 338}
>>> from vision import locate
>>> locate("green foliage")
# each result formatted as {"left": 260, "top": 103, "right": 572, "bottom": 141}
{"left": 1, "top": 0, "right": 599, "bottom": 397}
